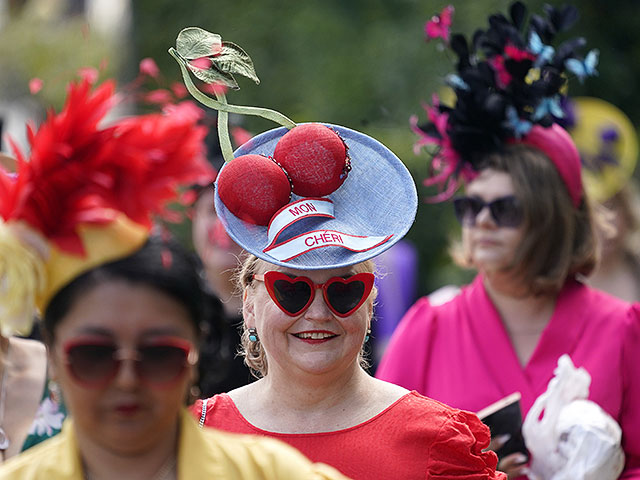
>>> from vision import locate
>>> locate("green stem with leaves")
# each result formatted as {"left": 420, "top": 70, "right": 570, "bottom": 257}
{"left": 169, "top": 48, "right": 296, "bottom": 162}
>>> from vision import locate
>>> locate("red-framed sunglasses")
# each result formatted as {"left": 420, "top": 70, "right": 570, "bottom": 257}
{"left": 62, "top": 337, "right": 197, "bottom": 389}
{"left": 253, "top": 271, "right": 375, "bottom": 318}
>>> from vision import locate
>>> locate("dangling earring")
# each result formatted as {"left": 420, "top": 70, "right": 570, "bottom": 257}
{"left": 248, "top": 328, "right": 259, "bottom": 342}
{"left": 364, "top": 329, "right": 371, "bottom": 342}
{"left": 48, "top": 380, "right": 62, "bottom": 405}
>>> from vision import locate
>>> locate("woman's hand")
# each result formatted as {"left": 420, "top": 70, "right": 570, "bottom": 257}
{"left": 487, "top": 434, "right": 531, "bottom": 479}
{"left": 497, "top": 452, "right": 530, "bottom": 479}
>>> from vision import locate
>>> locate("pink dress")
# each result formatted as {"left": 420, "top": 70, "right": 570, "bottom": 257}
{"left": 376, "top": 275, "right": 640, "bottom": 478}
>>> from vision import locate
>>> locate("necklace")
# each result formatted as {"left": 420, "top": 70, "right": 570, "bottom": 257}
{"left": 0, "top": 339, "right": 10, "bottom": 457}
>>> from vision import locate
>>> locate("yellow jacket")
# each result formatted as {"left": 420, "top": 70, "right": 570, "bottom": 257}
{"left": 0, "top": 409, "right": 349, "bottom": 479}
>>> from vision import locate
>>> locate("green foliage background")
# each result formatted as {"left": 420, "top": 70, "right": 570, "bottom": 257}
{"left": 128, "top": 0, "right": 640, "bottom": 296}
{"left": 0, "top": 3, "right": 118, "bottom": 110}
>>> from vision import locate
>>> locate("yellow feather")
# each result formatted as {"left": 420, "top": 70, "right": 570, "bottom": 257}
{"left": 0, "top": 221, "right": 46, "bottom": 337}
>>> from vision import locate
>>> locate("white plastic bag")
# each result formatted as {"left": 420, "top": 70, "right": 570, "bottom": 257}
{"left": 522, "top": 354, "right": 624, "bottom": 480}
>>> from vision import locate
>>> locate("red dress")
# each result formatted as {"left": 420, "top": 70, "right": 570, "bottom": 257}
{"left": 192, "top": 391, "right": 506, "bottom": 480}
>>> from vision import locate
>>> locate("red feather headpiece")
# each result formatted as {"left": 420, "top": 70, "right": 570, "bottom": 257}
{"left": 0, "top": 77, "right": 215, "bottom": 335}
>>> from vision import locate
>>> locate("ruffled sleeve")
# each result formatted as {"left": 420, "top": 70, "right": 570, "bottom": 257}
{"left": 427, "top": 410, "right": 506, "bottom": 480}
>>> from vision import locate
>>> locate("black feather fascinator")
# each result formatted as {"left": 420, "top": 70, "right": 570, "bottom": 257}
{"left": 414, "top": 2, "right": 598, "bottom": 201}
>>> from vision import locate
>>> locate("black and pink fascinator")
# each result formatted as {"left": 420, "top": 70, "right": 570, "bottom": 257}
{"left": 415, "top": 2, "right": 599, "bottom": 206}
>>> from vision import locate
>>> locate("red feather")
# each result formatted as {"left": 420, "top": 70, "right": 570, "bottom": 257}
{"left": 0, "top": 79, "right": 215, "bottom": 255}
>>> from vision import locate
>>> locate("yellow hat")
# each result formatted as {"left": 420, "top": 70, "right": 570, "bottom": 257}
{"left": 568, "top": 97, "right": 638, "bottom": 203}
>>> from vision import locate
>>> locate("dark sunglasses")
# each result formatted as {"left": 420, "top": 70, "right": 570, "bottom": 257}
{"left": 453, "top": 195, "right": 523, "bottom": 228}
{"left": 63, "top": 337, "right": 197, "bottom": 389}
{"left": 253, "top": 271, "right": 375, "bottom": 318}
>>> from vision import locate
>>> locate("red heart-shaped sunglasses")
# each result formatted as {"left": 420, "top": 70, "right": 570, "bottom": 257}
{"left": 252, "top": 271, "right": 375, "bottom": 318}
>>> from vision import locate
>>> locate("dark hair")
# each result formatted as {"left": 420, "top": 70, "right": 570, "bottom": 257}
{"left": 452, "top": 144, "right": 598, "bottom": 295}
{"left": 43, "top": 235, "right": 210, "bottom": 341}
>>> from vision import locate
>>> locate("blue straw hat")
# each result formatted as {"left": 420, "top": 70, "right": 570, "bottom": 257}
{"left": 167, "top": 27, "right": 416, "bottom": 265}
{"left": 214, "top": 123, "right": 417, "bottom": 270}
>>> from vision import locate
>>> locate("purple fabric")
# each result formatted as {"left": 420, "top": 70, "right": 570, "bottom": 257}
{"left": 373, "top": 240, "right": 418, "bottom": 338}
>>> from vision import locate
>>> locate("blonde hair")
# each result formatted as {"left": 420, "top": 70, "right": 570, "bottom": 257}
{"left": 236, "top": 254, "right": 377, "bottom": 378}
{"left": 451, "top": 144, "right": 599, "bottom": 295}
{"left": 605, "top": 182, "right": 640, "bottom": 259}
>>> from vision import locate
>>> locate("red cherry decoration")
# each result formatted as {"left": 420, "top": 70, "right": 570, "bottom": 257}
{"left": 273, "top": 123, "right": 350, "bottom": 197}
{"left": 217, "top": 154, "right": 291, "bottom": 226}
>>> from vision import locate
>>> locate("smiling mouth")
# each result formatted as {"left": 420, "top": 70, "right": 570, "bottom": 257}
{"left": 292, "top": 332, "right": 338, "bottom": 340}
{"left": 476, "top": 239, "right": 500, "bottom": 245}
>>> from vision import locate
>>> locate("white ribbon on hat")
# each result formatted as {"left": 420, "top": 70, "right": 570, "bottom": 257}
{"left": 266, "top": 198, "right": 334, "bottom": 248}
{"left": 264, "top": 229, "right": 392, "bottom": 262}
{"left": 263, "top": 197, "right": 392, "bottom": 262}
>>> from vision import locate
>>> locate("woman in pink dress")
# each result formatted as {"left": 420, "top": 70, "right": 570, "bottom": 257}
{"left": 377, "top": 3, "right": 640, "bottom": 479}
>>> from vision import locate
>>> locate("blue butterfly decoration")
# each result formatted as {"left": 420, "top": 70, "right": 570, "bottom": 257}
{"left": 506, "top": 106, "right": 532, "bottom": 138}
{"left": 565, "top": 49, "right": 599, "bottom": 83}
{"left": 532, "top": 96, "right": 564, "bottom": 121}
{"left": 528, "top": 31, "right": 555, "bottom": 68}
{"left": 445, "top": 73, "right": 469, "bottom": 91}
